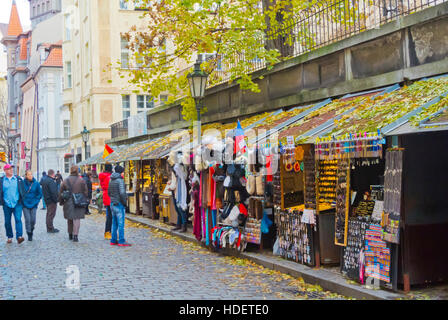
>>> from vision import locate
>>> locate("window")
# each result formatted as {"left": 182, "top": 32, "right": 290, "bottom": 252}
{"left": 64, "top": 158, "right": 71, "bottom": 174}
{"left": 66, "top": 62, "right": 72, "bottom": 88}
{"left": 63, "top": 120, "right": 70, "bottom": 139}
{"left": 122, "top": 95, "right": 130, "bottom": 119}
{"left": 120, "top": 36, "right": 129, "bottom": 69}
{"left": 199, "top": 53, "right": 223, "bottom": 71}
{"left": 137, "top": 95, "right": 154, "bottom": 110}
{"left": 37, "top": 4, "right": 40, "bottom": 15}
{"left": 119, "top": 0, "right": 129, "bottom": 9}
{"left": 65, "top": 14, "right": 71, "bottom": 41}
{"left": 47, "top": 1, "right": 50, "bottom": 11}
{"left": 42, "top": 2, "right": 46, "bottom": 12}
{"left": 158, "top": 38, "right": 167, "bottom": 65}
{"left": 134, "top": 0, "right": 147, "bottom": 10}
{"left": 160, "top": 95, "right": 168, "bottom": 105}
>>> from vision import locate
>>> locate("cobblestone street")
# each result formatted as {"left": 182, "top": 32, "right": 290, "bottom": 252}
{"left": 0, "top": 207, "right": 346, "bottom": 300}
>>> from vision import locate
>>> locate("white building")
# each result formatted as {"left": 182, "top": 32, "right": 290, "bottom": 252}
{"left": 35, "top": 43, "right": 70, "bottom": 175}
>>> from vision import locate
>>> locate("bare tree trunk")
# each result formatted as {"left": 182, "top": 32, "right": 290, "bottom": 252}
{"left": 263, "top": 0, "right": 295, "bottom": 58}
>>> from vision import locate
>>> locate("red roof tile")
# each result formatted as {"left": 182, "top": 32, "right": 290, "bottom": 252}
{"left": 42, "top": 46, "right": 63, "bottom": 67}
{"left": 7, "top": 1, "right": 23, "bottom": 37}
{"left": 19, "top": 37, "right": 29, "bottom": 60}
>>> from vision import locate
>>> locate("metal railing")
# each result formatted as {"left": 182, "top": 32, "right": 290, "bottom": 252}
{"left": 212, "top": 0, "right": 447, "bottom": 86}
{"left": 110, "top": 0, "right": 447, "bottom": 138}
{"left": 111, "top": 119, "right": 128, "bottom": 139}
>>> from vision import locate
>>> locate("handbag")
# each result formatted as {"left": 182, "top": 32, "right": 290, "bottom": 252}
{"left": 66, "top": 178, "right": 89, "bottom": 209}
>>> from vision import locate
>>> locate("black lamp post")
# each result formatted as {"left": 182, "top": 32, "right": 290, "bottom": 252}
{"left": 187, "top": 57, "right": 209, "bottom": 153}
{"left": 81, "top": 126, "right": 90, "bottom": 161}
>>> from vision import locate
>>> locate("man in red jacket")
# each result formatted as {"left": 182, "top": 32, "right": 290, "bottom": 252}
{"left": 99, "top": 164, "right": 113, "bottom": 239}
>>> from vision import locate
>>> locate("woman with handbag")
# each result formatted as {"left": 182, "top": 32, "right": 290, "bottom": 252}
{"left": 58, "top": 165, "right": 88, "bottom": 243}
{"left": 22, "top": 170, "right": 43, "bottom": 241}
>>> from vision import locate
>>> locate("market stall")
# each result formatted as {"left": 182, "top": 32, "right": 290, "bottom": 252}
{"left": 314, "top": 75, "right": 448, "bottom": 290}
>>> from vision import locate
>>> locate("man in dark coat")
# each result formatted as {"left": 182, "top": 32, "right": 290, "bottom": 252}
{"left": 108, "top": 165, "right": 131, "bottom": 247}
{"left": 82, "top": 172, "right": 93, "bottom": 215}
{"left": 55, "top": 171, "right": 63, "bottom": 192}
{"left": 39, "top": 171, "right": 47, "bottom": 210}
{"left": 41, "top": 169, "right": 60, "bottom": 233}
{"left": 58, "top": 165, "right": 88, "bottom": 243}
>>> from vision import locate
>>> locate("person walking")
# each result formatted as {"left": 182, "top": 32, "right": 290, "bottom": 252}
{"left": 39, "top": 172, "right": 47, "bottom": 210}
{"left": 21, "top": 170, "right": 43, "bottom": 241}
{"left": 108, "top": 165, "right": 131, "bottom": 247}
{"left": 99, "top": 164, "right": 113, "bottom": 240}
{"left": 55, "top": 171, "right": 63, "bottom": 192}
{"left": 41, "top": 169, "right": 60, "bottom": 233}
{"left": 58, "top": 165, "right": 88, "bottom": 243}
{"left": 0, "top": 164, "right": 25, "bottom": 244}
{"left": 82, "top": 172, "right": 93, "bottom": 215}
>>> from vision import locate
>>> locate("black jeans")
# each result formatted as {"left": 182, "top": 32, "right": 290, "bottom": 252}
{"left": 105, "top": 206, "right": 112, "bottom": 233}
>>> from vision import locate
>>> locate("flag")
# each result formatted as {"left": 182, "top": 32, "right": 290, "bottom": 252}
{"left": 103, "top": 144, "right": 114, "bottom": 159}
{"left": 234, "top": 120, "right": 246, "bottom": 155}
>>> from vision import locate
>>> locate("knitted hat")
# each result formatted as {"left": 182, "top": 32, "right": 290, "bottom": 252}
{"left": 114, "top": 165, "right": 124, "bottom": 174}
{"left": 105, "top": 164, "right": 113, "bottom": 173}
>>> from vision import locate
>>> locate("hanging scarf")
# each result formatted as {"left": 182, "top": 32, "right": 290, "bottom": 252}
{"left": 192, "top": 185, "right": 202, "bottom": 241}
{"left": 173, "top": 164, "right": 188, "bottom": 211}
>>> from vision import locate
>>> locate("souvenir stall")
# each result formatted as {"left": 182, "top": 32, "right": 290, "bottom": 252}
{"left": 316, "top": 133, "right": 396, "bottom": 288}
{"left": 274, "top": 144, "right": 318, "bottom": 266}
{"left": 314, "top": 75, "right": 448, "bottom": 290}
{"left": 269, "top": 88, "right": 396, "bottom": 268}
{"left": 243, "top": 143, "right": 276, "bottom": 251}
{"left": 141, "top": 158, "right": 171, "bottom": 221}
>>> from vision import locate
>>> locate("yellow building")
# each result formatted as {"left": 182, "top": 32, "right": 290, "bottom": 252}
{"left": 62, "top": 0, "right": 155, "bottom": 163}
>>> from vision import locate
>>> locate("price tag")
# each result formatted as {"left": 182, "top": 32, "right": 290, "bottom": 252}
{"left": 287, "top": 136, "right": 295, "bottom": 149}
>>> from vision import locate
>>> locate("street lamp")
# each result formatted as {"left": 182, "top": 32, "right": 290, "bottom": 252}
{"left": 187, "top": 57, "right": 209, "bottom": 157}
{"left": 81, "top": 126, "right": 90, "bottom": 161}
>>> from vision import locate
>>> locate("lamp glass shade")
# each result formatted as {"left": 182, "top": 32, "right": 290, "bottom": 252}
{"left": 187, "top": 61, "right": 208, "bottom": 99}
{"left": 81, "top": 127, "right": 90, "bottom": 143}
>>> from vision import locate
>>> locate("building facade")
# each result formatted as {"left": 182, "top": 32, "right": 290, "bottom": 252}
{"left": 62, "top": 0, "right": 157, "bottom": 163}
{"left": 1, "top": 0, "right": 66, "bottom": 175}
{"left": 1, "top": 1, "right": 30, "bottom": 173}
{"left": 29, "top": 0, "right": 62, "bottom": 28}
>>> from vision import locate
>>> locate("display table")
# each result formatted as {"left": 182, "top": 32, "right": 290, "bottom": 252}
{"left": 159, "top": 194, "right": 177, "bottom": 225}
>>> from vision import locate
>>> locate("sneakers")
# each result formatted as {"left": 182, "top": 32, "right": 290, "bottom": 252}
{"left": 17, "top": 237, "right": 25, "bottom": 244}
{"left": 6, "top": 238, "right": 12, "bottom": 244}
{"left": 104, "top": 232, "right": 112, "bottom": 240}
{"left": 48, "top": 229, "right": 60, "bottom": 234}
{"left": 110, "top": 242, "right": 118, "bottom": 246}
{"left": 118, "top": 243, "right": 132, "bottom": 247}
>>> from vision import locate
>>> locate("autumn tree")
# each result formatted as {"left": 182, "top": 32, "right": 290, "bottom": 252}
{"left": 119, "top": 0, "right": 348, "bottom": 122}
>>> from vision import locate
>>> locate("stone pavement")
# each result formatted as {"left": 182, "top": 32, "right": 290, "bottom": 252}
{"left": 0, "top": 206, "right": 347, "bottom": 300}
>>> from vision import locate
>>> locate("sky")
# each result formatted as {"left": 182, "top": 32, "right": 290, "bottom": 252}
{"left": 0, "top": 0, "right": 31, "bottom": 31}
